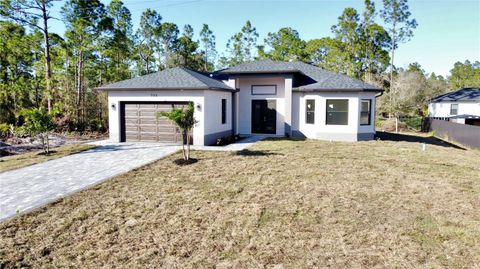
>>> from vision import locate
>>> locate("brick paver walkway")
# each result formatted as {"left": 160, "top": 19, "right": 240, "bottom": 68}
{"left": 0, "top": 143, "right": 180, "bottom": 221}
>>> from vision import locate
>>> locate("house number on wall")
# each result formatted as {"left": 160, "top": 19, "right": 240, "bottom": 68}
{"left": 150, "top": 93, "right": 158, "bottom": 97}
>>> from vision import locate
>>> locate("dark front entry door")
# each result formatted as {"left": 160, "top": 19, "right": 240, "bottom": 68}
{"left": 251, "top": 100, "right": 276, "bottom": 134}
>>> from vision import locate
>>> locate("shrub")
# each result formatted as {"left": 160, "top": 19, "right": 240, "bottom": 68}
{"left": 0, "top": 123, "right": 11, "bottom": 138}
{"left": 401, "top": 116, "right": 423, "bottom": 131}
{"left": 216, "top": 135, "right": 241, "bottom": 146}
{"left": 20, "top": 108, "right": 56, "bottom": 154}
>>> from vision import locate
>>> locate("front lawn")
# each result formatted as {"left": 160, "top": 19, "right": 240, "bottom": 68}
{"left": 0, "top": 143, "right": 96, "bottom": 173}
{"left": 1, "top": 138, "right": 479, "bottom": 267}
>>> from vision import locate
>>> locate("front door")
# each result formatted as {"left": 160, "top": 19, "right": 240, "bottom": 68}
{"left": 251, "top": 100, "right": 276, "bottom": 134}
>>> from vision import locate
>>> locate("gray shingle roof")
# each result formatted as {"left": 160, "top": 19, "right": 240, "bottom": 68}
{"left": 431, "top": 88, "right": 480, "bottom": 102}
{"left": 220, "top": 59, "right": 382, "bottom": 91}
{"left": 449, "top": 114, "right": 480, "bottom": 119}
{"left": 96, "top": 67, "right": 235, "bottom": 91}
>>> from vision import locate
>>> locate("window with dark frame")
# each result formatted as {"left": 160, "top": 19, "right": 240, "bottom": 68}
{"left": 306, "top": 99, "right": 315, "bottom": 124}
{"left": 360, "top": 99, "right": 371, "bottom": 125}
{"left": 221, "top": 99, "right": 226, "bottom": 124}
{"left": 450, "top": 104, "right": 458, "bottom": 115}
{"left": 326, "top": 99, "right": 349, "bottom": 125}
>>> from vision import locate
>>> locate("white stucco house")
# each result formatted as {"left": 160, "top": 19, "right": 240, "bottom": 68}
{"left": 97, "top": 60, "right": 384, "bottom": 145}
{"left": 428, "top": 88, "right": 480, "bottom": 126}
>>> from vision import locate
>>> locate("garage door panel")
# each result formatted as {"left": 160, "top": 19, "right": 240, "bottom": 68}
{"left": 138, "top": 118, "right": 158, "bottom": 124}
{"left": 139, "top": 111, "right": 157, "bottom": 117}
{"left": 123, "top": 102, "right": 191, "bottom": 143}
{"left": 125, "top": 127, "right": 138, "bottom": 132}
{"left": 125, "top": 135, "right": 140, "bottom": 141}
{"left": 138, "top": 104, "right": 157, "bottom": 109}
{"left": 138, "top": 126, "right": 157, "bottom": 132}
{"left": 125, "top": 104, "right": 139, "bottom": 110}
{"left": 156, "top": 119, "right": 174, "bottom": 125}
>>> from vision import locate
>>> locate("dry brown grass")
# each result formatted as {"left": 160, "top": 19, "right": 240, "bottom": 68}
{"left": 0, "top": 143, "right": 96, "bottom": 173}
{"left": 1, "top": 138, "right": 479, "bottom": 268}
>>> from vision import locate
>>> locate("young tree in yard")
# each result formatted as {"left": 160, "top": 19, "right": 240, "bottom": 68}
{"left": 158, "top": 103, "right": 196, "bottom": 161}
{"left": 380, "top": 0, "right": 417, "bottom": 132}
{"left": 1, "top": 0, "right": 60, "bottom": 111}
{"left": 258, "top": 27, "right": 307, "bottom": 62}
{"left": 199, "top": 24, "right": 216, "bottom": 71}
{"left": 21, "top": 108, "right": 55, "bottom": 154}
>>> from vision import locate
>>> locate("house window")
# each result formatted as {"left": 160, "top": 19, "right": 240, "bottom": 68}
{"left": 360, "top": 99, "right": 371, "bottom": 125}
{"left": 450, "top": 104, "right": 458, "bottom": 115}
{"left": 306, "top": 99, "right": 315, "bottom": 124}
{"left": 326, "top": 99, "right": 349, "bottom": 125}
{"left": 221, "top": 99, "right": 226, "bottom": 124}
{"left": 251, "top": 85, "right": 277, "bottom": 95}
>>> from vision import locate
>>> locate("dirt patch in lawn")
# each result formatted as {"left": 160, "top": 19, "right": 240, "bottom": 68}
{"left": 0, "top": 138, "right": 479, "bottom": 268}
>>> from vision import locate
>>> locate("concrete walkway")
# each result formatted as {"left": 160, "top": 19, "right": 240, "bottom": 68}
{"left": 192, "top": 135, "right": 266, "bottom": 151}
{"left": 0, "top": 136, "right": 265, "bottom": 222}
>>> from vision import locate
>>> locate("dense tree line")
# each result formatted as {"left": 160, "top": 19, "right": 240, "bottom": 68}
{"left": 0, "top": 0, "right": 478, "bottom": 133}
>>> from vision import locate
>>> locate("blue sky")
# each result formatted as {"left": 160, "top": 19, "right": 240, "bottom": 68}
{"left": 49, "top": 0, "right": 480, "bottom": 77}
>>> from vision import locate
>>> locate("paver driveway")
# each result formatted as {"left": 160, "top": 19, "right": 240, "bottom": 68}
{"left": 0, "top": 143, "right": 180, "bottom": 221}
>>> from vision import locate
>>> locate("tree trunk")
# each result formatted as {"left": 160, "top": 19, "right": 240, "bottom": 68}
{"left": 395, "top": 115, "right": 399, "bottom": 133}
{"left": 146, "top": 56, "right": 150, "bottom": 74}
{"left": 389, "top": 18, "right": 397, "bottom": 120}
{"left": 45, "top": 132, "right": 50, "bottom": 154}
{"left": 41, "top": 0, "right": 53, "bottom": 112}
{"left": 182, "top": 129, "right": 187, "bottom": 160}
{"left": 76, "top": 50, "right": 84, "bottom": 129}
{"left": 186, "top": 129, "right": 190, "bottom": 161}
{"left": 40, "top": 134, "right": 46, "bottom": 154}
{"left": 204, "top": 50, "right": 208, "bottom": 71}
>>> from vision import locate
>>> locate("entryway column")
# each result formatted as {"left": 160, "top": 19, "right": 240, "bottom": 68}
{"left": 284, "top": 75, "right": 293, "bottom": 137}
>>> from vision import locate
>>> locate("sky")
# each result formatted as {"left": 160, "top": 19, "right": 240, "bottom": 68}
{"left": 48, "top": 0, "right": 480, "bottom": 77}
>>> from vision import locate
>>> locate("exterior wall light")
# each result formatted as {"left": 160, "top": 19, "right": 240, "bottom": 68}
{"left": 111, "top": 103, "right": 116, "bottom": 110}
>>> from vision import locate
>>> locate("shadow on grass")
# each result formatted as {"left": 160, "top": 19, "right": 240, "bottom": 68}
{"left": 173, "top": 158, "right": 198, "bottom": 166}
{"left": 36, "top": 150, "right": 57, "bottom": 156}
{"left": 261, "top": 137, "right": 307, "bottom": 142}
{"left": 375, "top": 131, "right": 465, "bottom": 150}
{"left": 235, "top": 149, "right": 283, "bottom": 157}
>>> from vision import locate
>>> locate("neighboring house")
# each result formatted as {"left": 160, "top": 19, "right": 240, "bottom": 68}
{"left": 428, "top": 88, "right": 480, "bottom": 126}
{"left": 97, "top": 60, "right": 383, "bottom": 145}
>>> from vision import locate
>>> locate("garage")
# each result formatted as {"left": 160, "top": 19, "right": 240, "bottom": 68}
{"left": 98, "top": 67, "right": 236, "bottom": 145}
{"left": 121, "top": 102, "right": 188, "bottom": 143}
